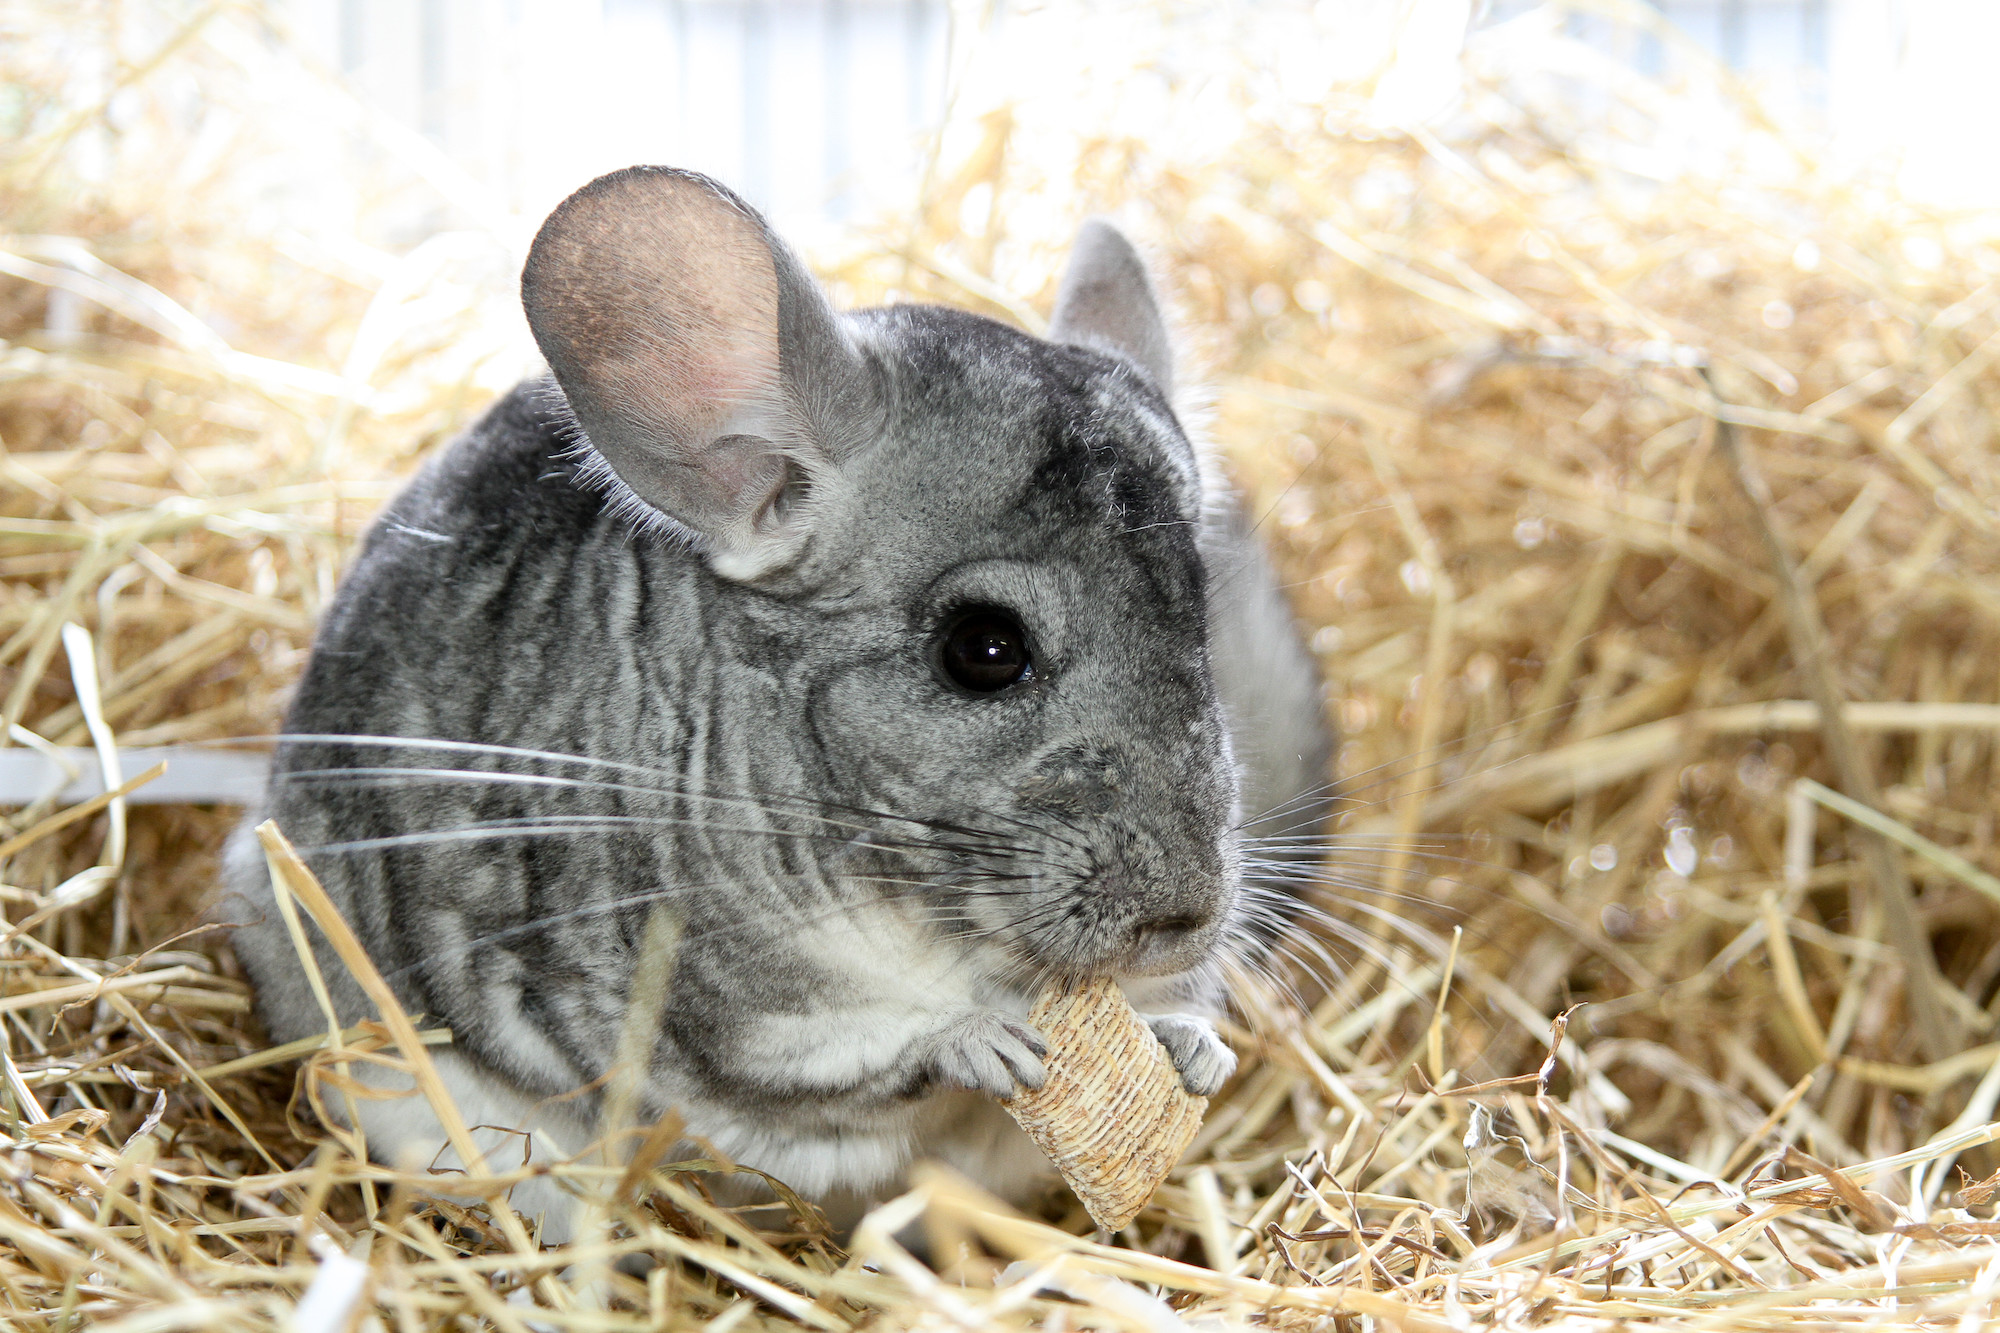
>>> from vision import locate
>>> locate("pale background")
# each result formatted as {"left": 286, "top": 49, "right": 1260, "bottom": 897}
{"left": 277, "top": 0, "right": 2000, "bottom": 241}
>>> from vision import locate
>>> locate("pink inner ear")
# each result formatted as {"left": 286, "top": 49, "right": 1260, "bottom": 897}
{"left": 610, "top": 196, "right": 785, "bottom": 444}
{"left": 533, "top": 172, "right": 787, "bottom": 454}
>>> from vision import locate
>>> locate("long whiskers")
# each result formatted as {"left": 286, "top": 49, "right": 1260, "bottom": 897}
{"left": 268, "top": 733, "right": 1075, "bottom": 855}
{"left": 303, "top": 809, "right": 1053, "bottom": 870}
{"left": 255, "top": 729, "right": 1511, "bottom": 1026}
{"left": 317, "top": 864, "right": 1061, "bottom": 987}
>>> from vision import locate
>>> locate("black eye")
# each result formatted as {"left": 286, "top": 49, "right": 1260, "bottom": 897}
{"left": 938, "top": 608, "right": 1033, "bottom": 694}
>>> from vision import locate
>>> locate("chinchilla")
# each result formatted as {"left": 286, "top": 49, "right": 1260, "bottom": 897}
{"left": 220, "top": 166, "right": 1330, "bottom": 1237}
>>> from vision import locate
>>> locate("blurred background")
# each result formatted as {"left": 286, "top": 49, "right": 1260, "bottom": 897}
{"left": 282, "top": 0, "right": 2000, "bottom": 231}
{"left": 18, "top": 0, "right": 1993, "bottom": 409}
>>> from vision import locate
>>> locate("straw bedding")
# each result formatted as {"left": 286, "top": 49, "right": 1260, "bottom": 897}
{"left": 4, "top": 5, "right": 1999, "bottom": 1330}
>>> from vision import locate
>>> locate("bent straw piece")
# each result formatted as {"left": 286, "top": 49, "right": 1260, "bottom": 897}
{"left": 0, "top": 761, "right": 166, "bottom": 860}
{"left": 1003, "top": 977, "right": 1207, "bottom": 1231}
{"left": 256, "top": 821, "right": 565, "bottom": 1296}
{"left": 1797, "top": 777, "right": 2000, "bottom": 905}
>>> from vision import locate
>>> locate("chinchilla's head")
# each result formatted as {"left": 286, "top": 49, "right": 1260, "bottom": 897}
{"left": 523, "top": 166, "right": 1239, "bottom": 981}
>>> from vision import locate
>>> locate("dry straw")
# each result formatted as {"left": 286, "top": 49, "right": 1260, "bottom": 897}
{"left": 4, "top": 2, "right": 2000, "bottom": 1329}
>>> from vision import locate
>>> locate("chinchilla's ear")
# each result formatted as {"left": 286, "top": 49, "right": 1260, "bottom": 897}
{"left": 523, "top": 166, "right": 876, "bottom": 577}
{"left": 1047, "top": 219, "right": 1174, "bottom": 397}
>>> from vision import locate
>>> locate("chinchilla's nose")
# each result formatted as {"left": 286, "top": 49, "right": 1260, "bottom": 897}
{"left": 1124, "top": 875, "right": 1234, "bottom": 975}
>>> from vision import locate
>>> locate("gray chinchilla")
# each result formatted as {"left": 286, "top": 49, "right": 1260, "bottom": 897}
{"left": 221, "top": 166, "right": 1330, "bottom": 1236}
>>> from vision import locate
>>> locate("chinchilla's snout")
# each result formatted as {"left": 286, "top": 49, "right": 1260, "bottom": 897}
{"left": 1086, "top": 831, "right": 1238, "bottom": 978}
{"left": 1015, "top": 736, "right": 1240, "bottom": 977}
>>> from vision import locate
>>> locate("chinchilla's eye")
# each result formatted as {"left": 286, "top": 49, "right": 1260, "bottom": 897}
{"left": 937, "top": 607, "right": 1033, "bottom": 694}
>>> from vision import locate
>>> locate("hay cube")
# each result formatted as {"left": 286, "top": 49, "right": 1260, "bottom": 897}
{"left": 1002, "top": 976, "right": 1208, "bottom": 1231}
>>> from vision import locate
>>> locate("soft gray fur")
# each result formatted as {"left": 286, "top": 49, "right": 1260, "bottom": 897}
{"left": 221, "top": 167, "right": 1329, "bottom": 1235}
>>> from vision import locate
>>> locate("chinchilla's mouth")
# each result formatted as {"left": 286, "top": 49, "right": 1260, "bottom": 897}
{"left": 1016, "top": 909, "right": 1226, "bottom": 981}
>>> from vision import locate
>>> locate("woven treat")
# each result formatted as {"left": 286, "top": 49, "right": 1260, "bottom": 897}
{"left": 1002, "top": 977, "right": 1207, "bottom": 1231}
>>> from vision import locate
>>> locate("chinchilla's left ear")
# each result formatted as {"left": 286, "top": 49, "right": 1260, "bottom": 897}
{"left": 1047, "top": 219, "right": 1173, "bottom": 397}
{"left": 522, "top": 166, "right": 877, "bottom": 579}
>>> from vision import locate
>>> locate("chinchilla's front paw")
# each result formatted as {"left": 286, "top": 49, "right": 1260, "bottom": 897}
{"left": 925, "top": 1011, "right": 1049, "bottom": 1097}
{"left": 1146, "top": 1014, "right": 1236, "bottom": 1097}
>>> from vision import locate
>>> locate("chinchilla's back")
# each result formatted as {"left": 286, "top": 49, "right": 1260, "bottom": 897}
{"left": 221, "top": 167, "right": 1332, "bottom": 1233}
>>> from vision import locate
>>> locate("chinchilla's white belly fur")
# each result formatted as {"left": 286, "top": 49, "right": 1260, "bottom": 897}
{"left": 342, "top": 1000, "right": 1052, "bottom": 1241}
{"left": 356, "top": 1059, "right": 1051, "bottom": 1243}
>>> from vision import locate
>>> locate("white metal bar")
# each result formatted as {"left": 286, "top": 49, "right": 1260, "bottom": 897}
{"left": 0, "top": 747, "right": 269, "bottom": 807}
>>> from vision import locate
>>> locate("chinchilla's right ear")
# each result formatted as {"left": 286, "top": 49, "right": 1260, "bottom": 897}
{"left": 1048, "top": 218, "right": 1174, "bottom": 398}
{"left": 522, "top": 166, "right": 877, "bottom": 579}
